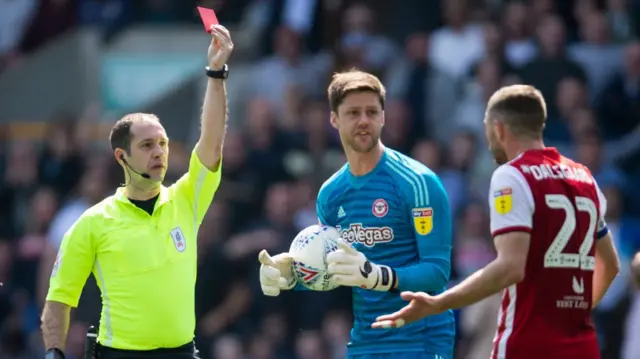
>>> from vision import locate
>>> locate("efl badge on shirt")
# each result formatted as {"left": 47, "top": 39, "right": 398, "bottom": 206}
{"left": 412, "top": 208, "right": 433, "bottom": 235}
{"left": 170, "top": 227, "right": 186, "bottom": 252}
{"left": 493, "top": 187, "right": 513, "bottom": 215}
{"left": 372, "top": 198, "right": 389, "bottom": 218}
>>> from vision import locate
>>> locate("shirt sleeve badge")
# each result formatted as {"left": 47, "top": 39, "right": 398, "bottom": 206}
{"left": 412, "top": 207, "right": 433, "bottom": 235}
{"left": 493, "top": 187, "right": 513, "bottom": 215}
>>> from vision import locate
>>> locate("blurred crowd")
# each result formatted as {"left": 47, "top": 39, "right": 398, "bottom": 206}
{"left": 2, "top": 1, "right": 640, "bottom": 359}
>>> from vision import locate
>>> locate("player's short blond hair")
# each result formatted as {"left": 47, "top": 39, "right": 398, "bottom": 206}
{"left": 327, "top": 69, "right": 386, "bottom": 113}
{"left": 486, "top": 85, "right": 547, "bottom": 139}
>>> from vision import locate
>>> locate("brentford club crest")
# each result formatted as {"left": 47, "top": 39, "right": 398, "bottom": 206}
{"left": 372, "top": 198, "right": 389, "bottom": 218}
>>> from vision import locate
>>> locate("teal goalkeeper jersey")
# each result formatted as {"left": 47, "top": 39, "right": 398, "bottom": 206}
{"left": 317, "top": 147, "right": 456, "bottom": 355}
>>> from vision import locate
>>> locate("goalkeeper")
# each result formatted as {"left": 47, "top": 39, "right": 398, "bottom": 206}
{"left": 259, "top": 70, "right": 455, "bottom": 359}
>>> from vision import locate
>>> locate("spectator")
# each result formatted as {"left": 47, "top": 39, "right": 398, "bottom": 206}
{"left": 38, "top": 117, "right": 85, "bottom": 200}
{"left": 606, "top": 0, "right": 636, "bottom": 42}
{"left": 294, "top": 330, "right": 330, "bottom": 359}
{"left": 451, "top": 57, "right": 504, "bottom": 142}
{"left": 0, "top": 0, "right": 37, "bottom": 72}
{"left": 569, "top": 9, "right": 624, "bottom": 100}
{"left": 546, "top": 76, "right": 590, "bottom": 144}
{"left": 520, "top": 13, "right": 587, "bottom": 118}
{"left": 385, "top": 31, "right": 459, "bottom": 142}
{"left": 380, "top": 100, "right": 413, "bottom": 154}
{"left": 501, "top": 1, "right": 537, "bottom": 68}
{"left": 337, "top": 3, "right": 398, "bottom": 74}
{"left": 469, "top": 20, "right": 517, "bottom": 78}
{"left": 597, "top": 41, "right": 640, "bottom": 140}
{"left": 2, "top": 142, "right": 39, "bottom": 239}
{"left": 429, "top": 0, "right": 484, "bottom": 79}
{"left": 575, "top": 133, "right": 628, "bottom": 189}
{"left": 250, "top": 26, "right": 332, "bottom": 118}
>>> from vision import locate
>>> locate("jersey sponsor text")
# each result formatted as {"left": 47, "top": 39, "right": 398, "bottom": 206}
{"left": 336, "top": 223, "right": 394, "bottom": 247}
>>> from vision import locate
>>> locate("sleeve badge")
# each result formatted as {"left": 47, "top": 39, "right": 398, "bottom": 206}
{"left": 412, "top": 207, "right": 433, "bottom": 235}
{"left": 493, "top": 187, "right": 513, "bottom": 214}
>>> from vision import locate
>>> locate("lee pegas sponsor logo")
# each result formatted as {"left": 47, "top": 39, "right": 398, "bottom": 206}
{"left": 336, "top": 223, "right": 394, "bottom": 247}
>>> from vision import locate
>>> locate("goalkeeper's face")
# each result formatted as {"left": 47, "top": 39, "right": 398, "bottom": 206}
{"left": 332, "top": 91, "right": 384, "bottom": 153}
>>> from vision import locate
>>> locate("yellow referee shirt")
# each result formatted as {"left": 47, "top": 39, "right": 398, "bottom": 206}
{"left": 46, "top": 150, "right": 221, "bottom": 350}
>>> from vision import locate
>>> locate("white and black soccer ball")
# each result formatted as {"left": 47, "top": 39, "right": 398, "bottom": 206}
{"left": 289, "top": 224, "right": 341, "bottom": 291}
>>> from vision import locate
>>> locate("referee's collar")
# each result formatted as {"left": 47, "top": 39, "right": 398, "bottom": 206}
{"left": 114, "top": 186, "right": 171, "bottom": 209}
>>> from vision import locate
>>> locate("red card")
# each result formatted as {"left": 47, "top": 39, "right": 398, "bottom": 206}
{"left": 197, "top": 6, "right": 219, "bottom": 33}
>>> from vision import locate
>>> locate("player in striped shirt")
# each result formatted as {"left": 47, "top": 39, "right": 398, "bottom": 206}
{"left": 372, "top": 85, "right": 621, "bottom": 359}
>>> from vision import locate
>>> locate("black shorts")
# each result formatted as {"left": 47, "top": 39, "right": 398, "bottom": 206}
{"left": 95, "top": 341, "right": 200, "bottom": 359}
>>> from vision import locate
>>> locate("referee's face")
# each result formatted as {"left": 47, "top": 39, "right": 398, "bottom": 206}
{"left": 129, "top": 120, "right": 169, "bottom": 182}
{"left": 333, "top": 91, "right": 384, "bottom": 154}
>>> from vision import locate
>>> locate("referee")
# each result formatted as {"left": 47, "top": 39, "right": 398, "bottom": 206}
{"left": 41, "top": 25, "right": 234, "bottom": 359}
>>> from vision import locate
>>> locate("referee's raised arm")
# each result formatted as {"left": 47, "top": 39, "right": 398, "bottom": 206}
{"left": 171, "top": 23, "right": 234, "bottom": 228}
{"left": 41, "top": 25, "right": 234, "bottom": 359}
{"left": 195, "top": 24, "right": 234, "bottom": 170}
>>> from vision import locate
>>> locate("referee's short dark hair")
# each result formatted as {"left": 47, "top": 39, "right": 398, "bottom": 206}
{"left": 486, "top": 85, "right": 547, "bottom": 139}
{"left": 109, "top": 113, "right": 159, "bottom": 154}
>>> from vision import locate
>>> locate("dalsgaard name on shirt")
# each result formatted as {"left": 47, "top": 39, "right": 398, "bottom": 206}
{"left": 519, "top": 164, "right": 593, "bottom": 184}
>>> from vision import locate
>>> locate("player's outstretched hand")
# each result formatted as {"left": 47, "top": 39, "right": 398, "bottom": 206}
{"left": 327, "top": 239, "right": 395, "bottom": 291}
{"left": 371, "top": 291, "right": 443, "bottom": 329}
{"left": 207, "top": 24, "right": 234, "bottom": 70}
{"left": 258, "top": 250, "right": 296, "bottom": 296}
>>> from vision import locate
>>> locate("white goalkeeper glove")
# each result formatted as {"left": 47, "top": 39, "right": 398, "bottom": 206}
{"left": 258, "top": 250, "right": 297, "bottom": 296}
{"left": 327, "top": 239, "right": 397, "bottom": 291}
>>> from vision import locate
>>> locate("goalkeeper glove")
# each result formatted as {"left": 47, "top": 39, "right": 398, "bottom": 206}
{"left": 258, "top": 250, "right": 296, "bottom": 296}
{"left": 327, "top": 239, "right": 397, "bottom": 291}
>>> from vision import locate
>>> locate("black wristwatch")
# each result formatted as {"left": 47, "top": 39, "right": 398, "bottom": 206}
{"left": 44, "top": 348, "right": 65, "bottom": 359}
{"left": 205, "top": 64, "right": 229, "bottom": 79}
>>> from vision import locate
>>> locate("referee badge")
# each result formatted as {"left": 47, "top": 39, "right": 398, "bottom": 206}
{"left": 170, "top": 227, "right": 186, "bottom": 252}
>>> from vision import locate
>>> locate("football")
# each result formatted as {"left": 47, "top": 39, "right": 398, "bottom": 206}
{"left": 289, "top": 224, "right": 341, "bottom": 291}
